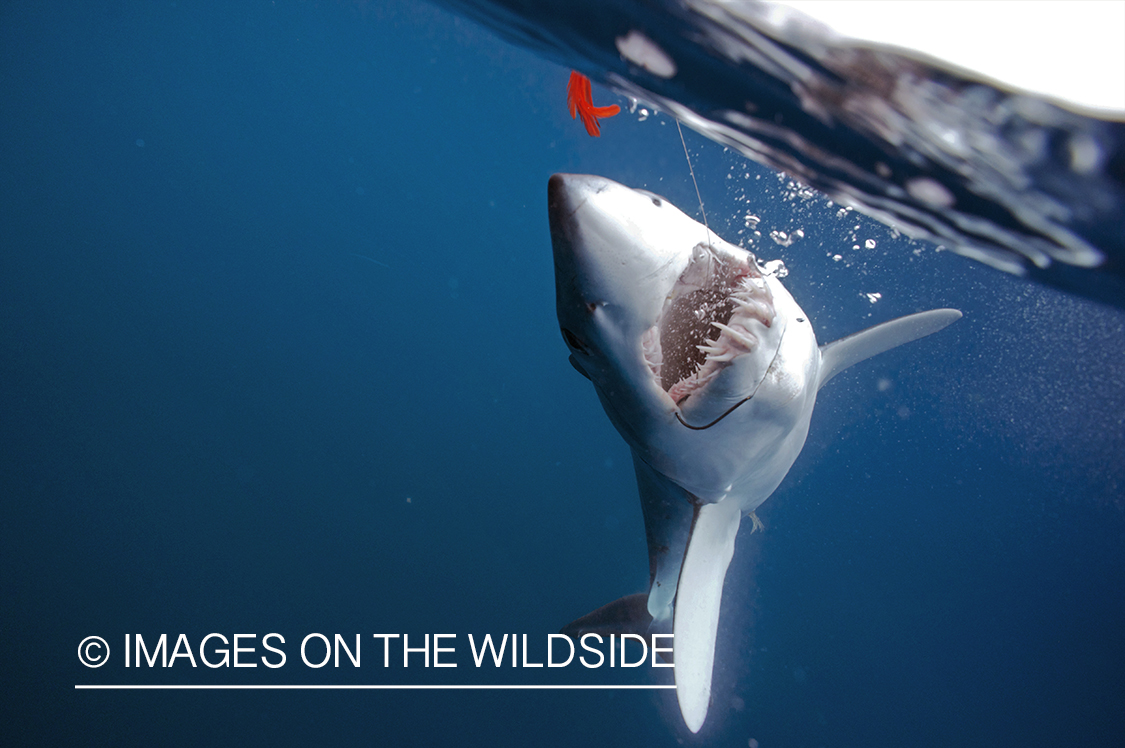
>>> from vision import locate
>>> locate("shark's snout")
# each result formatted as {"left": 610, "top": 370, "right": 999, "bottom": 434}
{"left": 547, "top": 173, "right": 608, "bottom": 227}
{"left": 546, "top": 173, "right": 569, "bottom": 210}
{"left": 549, "top": 173, "right": 699, "bottom": 363}
{"left": 546, "top": 173, "right": 570, "bottom": 219}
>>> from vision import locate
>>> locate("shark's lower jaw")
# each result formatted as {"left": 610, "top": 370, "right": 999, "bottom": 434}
{"left": 641, "top": 243, "right": 776, "bottom": 405}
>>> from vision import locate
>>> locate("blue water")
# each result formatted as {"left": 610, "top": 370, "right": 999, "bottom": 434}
{"left": 2, "top": 1, "right": 1123, "bottom": 746}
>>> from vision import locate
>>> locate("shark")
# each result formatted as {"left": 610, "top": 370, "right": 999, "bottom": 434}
{"left": 548, "top": 173, "right": 961, "bottom": 733}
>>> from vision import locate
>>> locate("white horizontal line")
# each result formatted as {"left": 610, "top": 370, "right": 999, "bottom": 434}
{"left": 75, "top": 684, "right": 675, "bottom": 690}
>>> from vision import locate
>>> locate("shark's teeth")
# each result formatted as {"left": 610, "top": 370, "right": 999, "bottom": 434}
{"left": 655, "top": 243, "right": 781, "bottom": 401}
{"left": 711, "top": 321, "right": 759, "bottom": 351}
{"left": 697, "top": 341, "right": 737, "bottom": 362}
{"left": 730, "top": 295, "right": 773, "bottom": 327}
{"left": 698, "top": 368, "right": 720, "bottom": 385}
{"left": 667, "top": 366, "right": 722, "bottom": 404}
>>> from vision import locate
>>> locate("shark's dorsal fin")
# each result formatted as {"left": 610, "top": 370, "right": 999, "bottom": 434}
{"left": 818, "top": 308, "right": 962, "bottom": 390}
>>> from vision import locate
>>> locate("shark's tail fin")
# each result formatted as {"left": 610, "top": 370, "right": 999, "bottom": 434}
{"left": 673, "top": 499, "right": 743, "bottom": 733}
{"left": 818, "top": 308, "right": 962, "bottom": 389}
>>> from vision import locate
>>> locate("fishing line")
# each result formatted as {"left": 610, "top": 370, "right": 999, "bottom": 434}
{"left": 674, "top": 397, "right": 752, "bottom": 430}
{"left": 673, "top": 327, "right": 787, "bottom": 430}
{"left": 672, "top": 118, "right": 778, "bottom": 431}
{"left": 676, "top": 119, "right": 712, "bottom": 246}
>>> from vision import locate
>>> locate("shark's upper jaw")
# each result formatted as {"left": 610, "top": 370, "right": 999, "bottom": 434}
{"left": 644, "top": 242, "right": 776, "bottom": 406}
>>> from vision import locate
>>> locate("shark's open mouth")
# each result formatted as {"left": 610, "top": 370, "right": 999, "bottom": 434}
{"left": 642, "top": 243, "right": 776, "bottom": 405}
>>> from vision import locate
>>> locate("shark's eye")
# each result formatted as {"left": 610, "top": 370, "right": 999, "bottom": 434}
{"left": 634, "top": 189, "right": 666, "bottom": 207}
{"left": 561, "top": 327, "right": 590, "bottom": 355}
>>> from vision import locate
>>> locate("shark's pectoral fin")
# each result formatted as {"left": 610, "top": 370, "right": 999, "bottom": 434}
{"left": 673, "top": 499, "right": 743, "bottom": 734}
{"left": 817, "top": 308, "right": 962, "bottom": 389}
{"left": 632, "top": 453, "right": 696, "bottom": 623}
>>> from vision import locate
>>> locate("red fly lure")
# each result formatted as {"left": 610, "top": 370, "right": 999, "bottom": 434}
{"left": 567, "top": 71, "right": 621, "bottom": 137}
